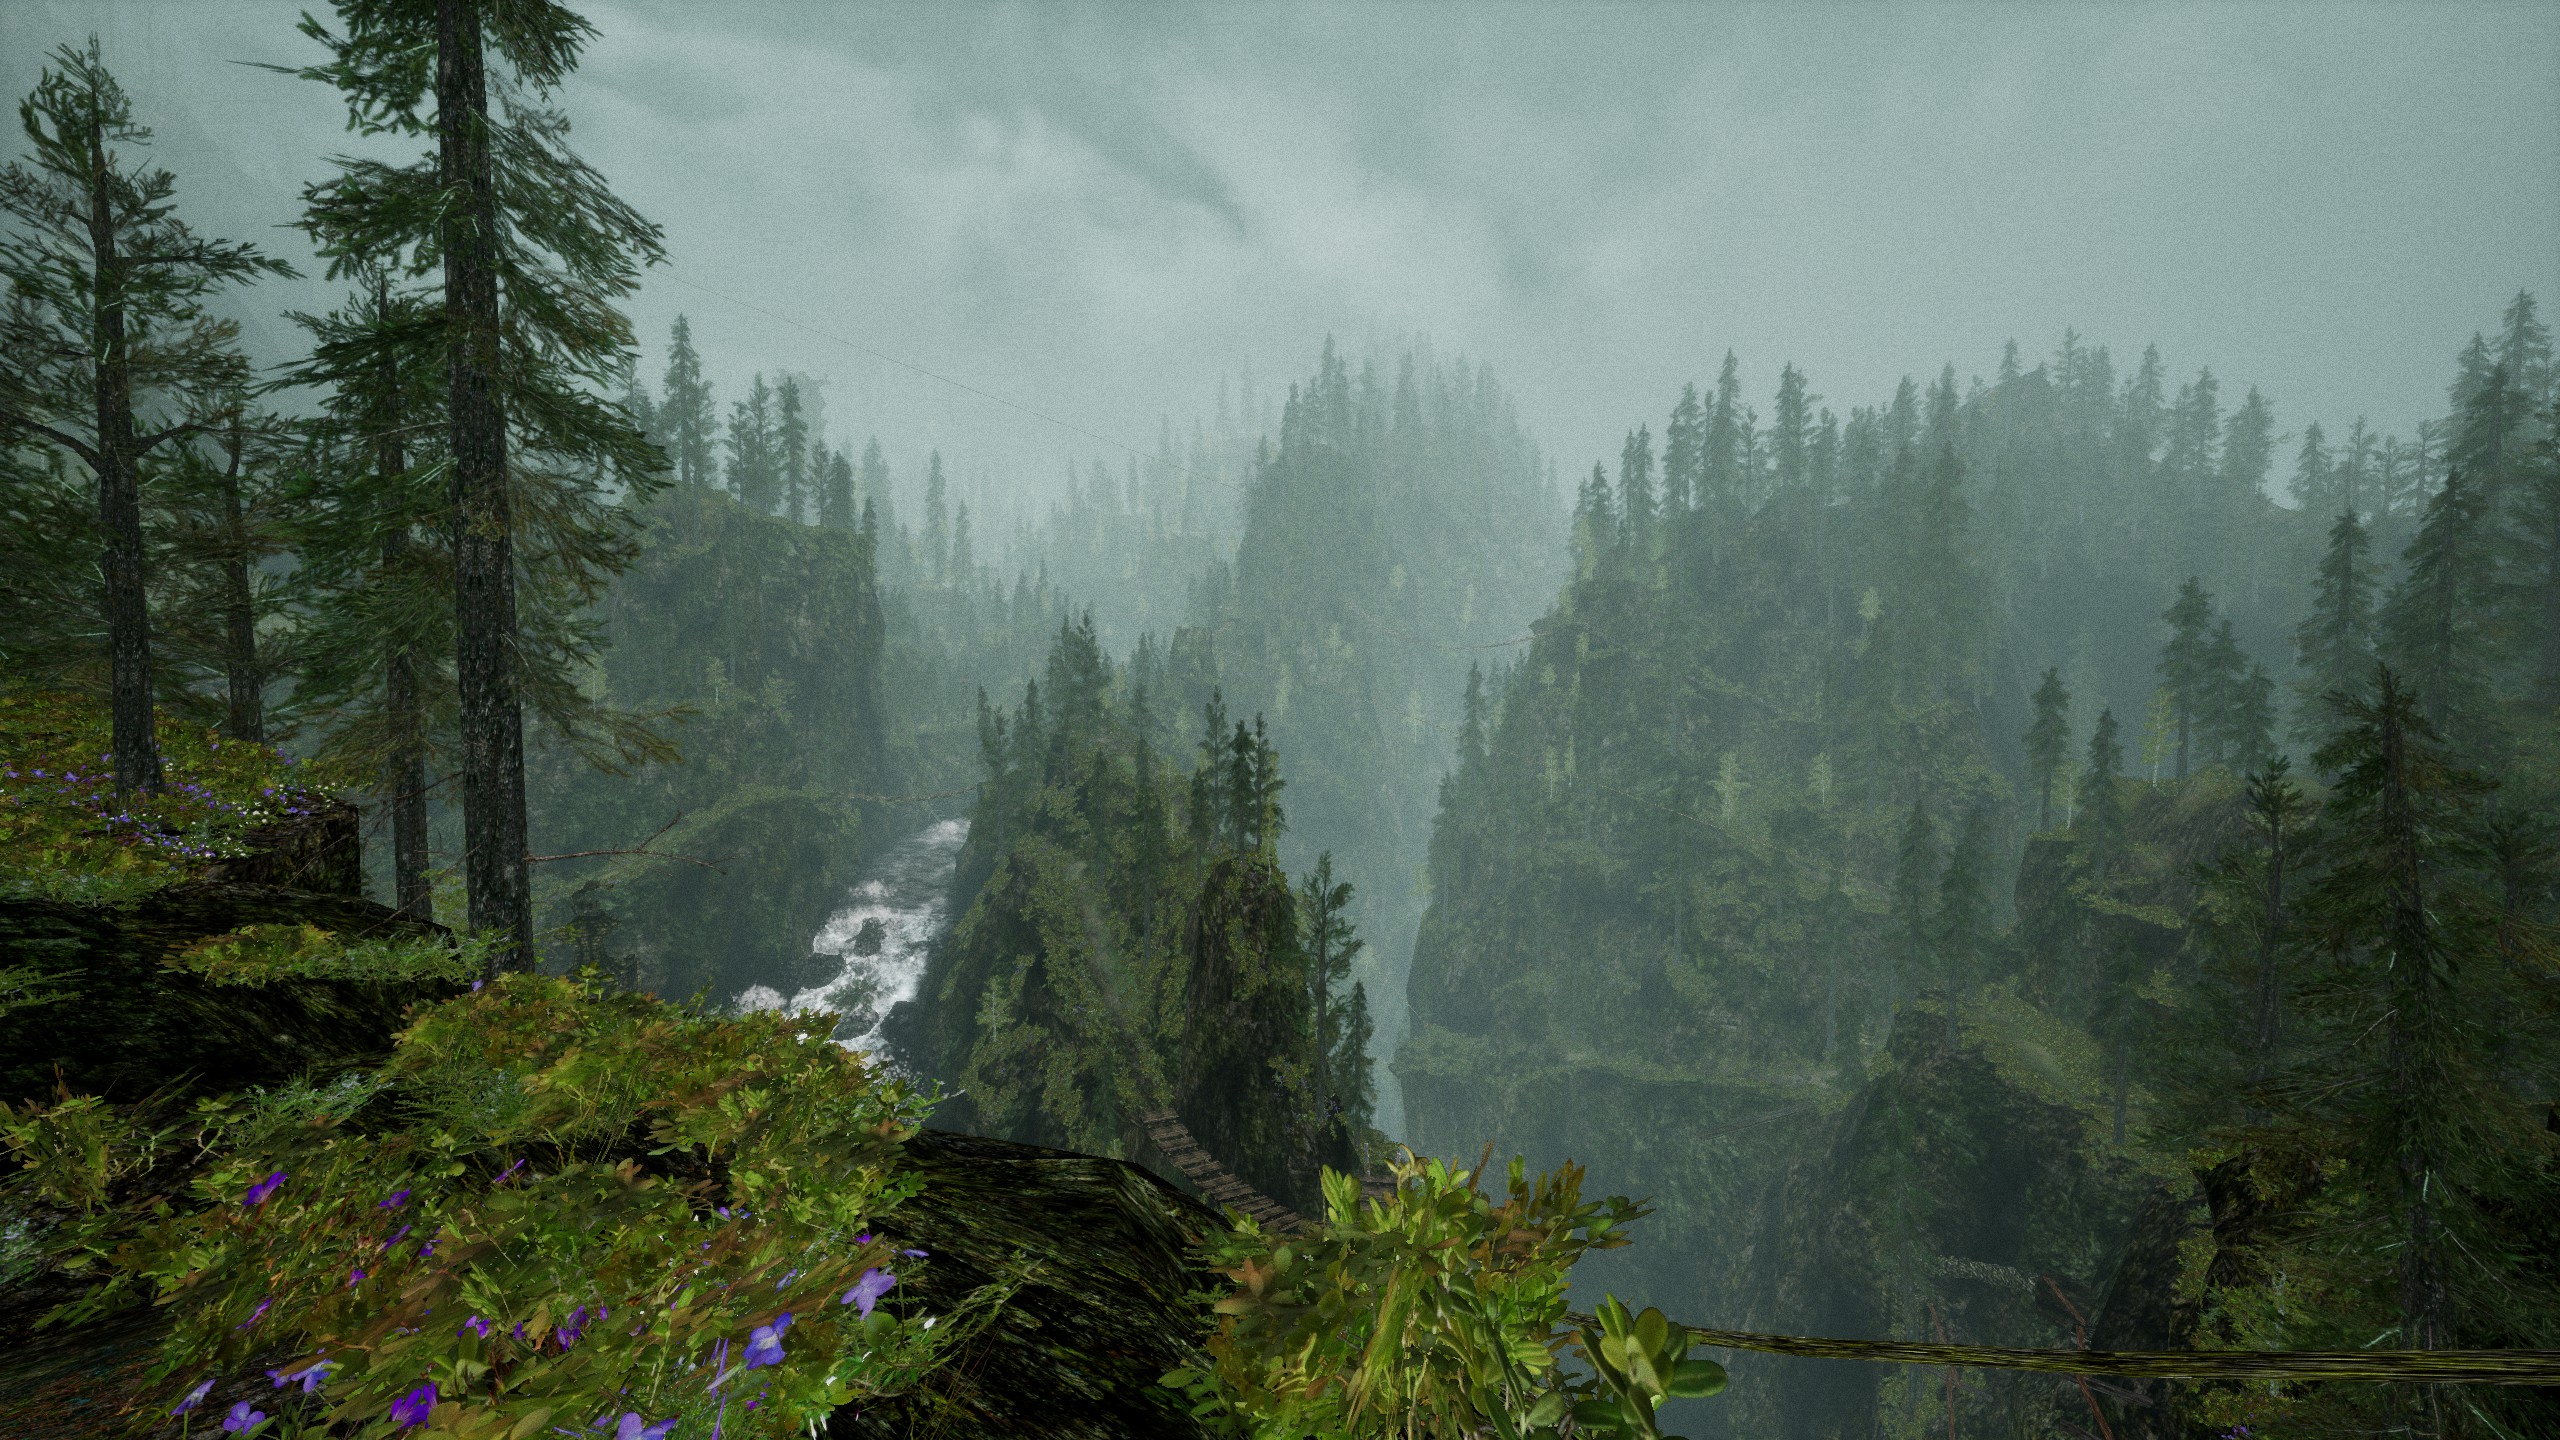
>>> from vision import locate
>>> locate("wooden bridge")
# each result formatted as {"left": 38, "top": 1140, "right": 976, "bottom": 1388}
{"left": 1136, "top": 1107, "right": 1397, "bottom": 1234}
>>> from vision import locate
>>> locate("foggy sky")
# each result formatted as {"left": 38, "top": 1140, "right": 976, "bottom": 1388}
{"left": 6, "top": 1, "right": 2556, "bottom": 524}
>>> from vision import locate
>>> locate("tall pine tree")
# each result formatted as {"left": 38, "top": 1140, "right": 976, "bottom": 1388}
{"left": 0, "top": 41, "right": 291, "bottom": 796}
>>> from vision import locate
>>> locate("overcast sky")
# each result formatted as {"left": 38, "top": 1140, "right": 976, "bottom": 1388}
{"left": 7, "top": 1, "right": 2556, "bottom": 517}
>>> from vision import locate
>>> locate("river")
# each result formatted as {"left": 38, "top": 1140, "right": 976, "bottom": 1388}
{"left": 731, "top": 817, "right": 969, "bottom": 1060}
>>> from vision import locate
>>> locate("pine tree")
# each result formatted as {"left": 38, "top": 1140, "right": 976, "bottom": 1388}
{"left": 2080, "top": 707, "right": 2127, "bottom": 884}
{"left": 1617, "top": 425, "right": 1655, "bottom": 548}
{"left": 659, "top": 314, "right": 715, "bottom": 488}
{"left": 2158, "top": 576, "right": 2216, "bottom": 779}
{"left": 2163, "top": 368, "right": 2222, "bottom": 504}
{"left": 277, "top": 269, "right": 448, "bottom": 923}
{"left": 2378, "top": 468, "right": 2500, "bottom": 758}
{"left": 2523, "top": 400, "right": 2560, "bottom": 702}
{"left": 923, "top": 449, "right": 950, "bottom": 581}
{"left": 2240, "top": 756, "right": 2307, "bottom": 1097}
{"left": 1889, "top": 799, "right": 1936, "bottom": 1014}
{"left": 2287, "top": 419, "right": 2336, "bottom": 514}
{"left": 160, "top": 413, "right": 292, "bottom": 742}
{"left": 2288, "top": 674, "right": 2495, "bottom": 1363}
{"left": 1771, "top": 362, "right": 1814, "bottom": 489}
{"left": 816, "top": 446, "right": 856, "bottom": 530}
{"left": 2119, "top": 344, "right": 2165, "bottom": 472}
{"left": 859, "top": 437, "right": 893, "bottom": 535}
{"left": 2496, "top": 289, "right": 2553, "bottom": 405}
{"left": 776, "top": 374, "right": 809, "bottom": 524}
{"left": 2292, "top": 508, "right": 2376, "bottom": 746}
{"left": 0, "top": 41, "right": 291, "bottom": 796}
{"left": 726, "top": 374, "right": 775, "bottom": 512}
{"left": 1299, "top": 851, "right": 1364, "bottom": 1138}
{"left": 1330, "top": 979, "right": 1378, "bottom": 1151}
{"left": 2195, "top": 617, "right": 2257, "bottom": 770}
{"left": 1661, "top": 382, "right": 1702, "bottom": 515}
{"left": 289, "top": 0, "right": 670, "bottom": 969}
{"left": 1457, "top": 662, "right": 1488, "bottom": 772}
{"left": 1703, "top": 351, "right": 1744, "bottom": 509}
{"left": 2220, "top": 384, "right": 2275, "bottom": 509}
{"left": 2025, "top": 667, "right": 2071, "bottom": 830}
{"left": 1932, "top": 803, "right": 1992, "bottom": 1046}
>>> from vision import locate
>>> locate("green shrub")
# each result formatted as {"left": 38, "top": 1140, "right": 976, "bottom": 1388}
{"left": 0, "top": 688, "right": 337, "bottom": 901}
{"left": 8, "top": 973, "right": 1015, "bottom": 1438}
{"left": 1166, "top": 1149, "right": 1727, "bottom": 1440}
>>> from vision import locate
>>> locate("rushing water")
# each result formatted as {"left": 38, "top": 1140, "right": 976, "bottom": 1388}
{"left": 732, "top": 817, "right": 968, "bottom": 1059}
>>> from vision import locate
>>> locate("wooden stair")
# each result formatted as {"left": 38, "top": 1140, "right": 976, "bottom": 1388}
{"left": 1137, "top": 1107, "right": 1307, "bottom": 1233}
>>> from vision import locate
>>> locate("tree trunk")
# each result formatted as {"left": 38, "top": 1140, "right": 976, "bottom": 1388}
{"left": 216, "top": 424, "right": 263, "bottom": 743}
{"left": 439, "top": 0, "right": 530, "bottom": 971}
{"left": 1311, "top": 927, "right": 1330, "bottom": 1130}
{"left": 85, "top": 118, "right": 160, "bottom": 797}
{"left": 374, "top": 295, "right": 432, "bottom": 924}
{"left": 2375, "top": 684, "right": 2451, "bottom": 1362}
{"left": 2246, "top": 797, "right": 2287, "bottom": 1109}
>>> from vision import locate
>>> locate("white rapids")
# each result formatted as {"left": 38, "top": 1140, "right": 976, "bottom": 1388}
{"left": 732, "top": 817, "right": 968, "bottom": 1060}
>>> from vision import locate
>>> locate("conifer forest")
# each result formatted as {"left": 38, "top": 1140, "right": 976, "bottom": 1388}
{"left": 1, "top": 5, "right": 2556, "bottom": 1439}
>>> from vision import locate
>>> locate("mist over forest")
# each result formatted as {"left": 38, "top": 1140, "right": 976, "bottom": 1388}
{"left": 1, "top": 5, "right": 2557, "bottom": 1439}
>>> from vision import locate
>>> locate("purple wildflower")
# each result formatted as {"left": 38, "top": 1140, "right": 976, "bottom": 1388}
{"left": 242, "top": 1170, "right": 287, "bottom": 1206}
{"left": 169, "top": 1378, "right": 215, "bottom": 1416}
{"left": 557, "top": 1305, "right": 591, "bottom": 1349}
{"left": 842, "top": 1268, "right": 896, "bottom": 1318}
{"left": 379, "top": 1188, "right": 412, "bottom": 1209}
{"left": 742, "top": 1312, "right": 793, "bottom": 1370}
{"left": 381, "top": 1223, "right": 411, "bottom": 1249}
{"left": 904, "top": 1248, "right": 927, "bottom": 1258}
{"left": 388, "top": 1382, "right": 438, "bottom": 1428}
{"left": 236, "top": 1296, "right": 271, "bottom": 1329}
{"left": 495, "top": 1158, "right": 524, "bottom": 1184}
{"left": 613, "top": 1415, "right": 677, "bottom": 1440}
{"left": 266, "top": 1360, "right": 334, "bottom": 1394}
{"left": 460, "top": 1314, "right": 492, "bottom": 1338}
{"left": 348, "top": 1268, "right": 367, "bottom": 1287}
{"left": 220, "top": 1400, "right": 267, "bottom": 1433}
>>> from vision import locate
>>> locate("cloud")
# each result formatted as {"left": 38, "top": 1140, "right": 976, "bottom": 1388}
{"left": 5, "top": 1, "right": 2554, "bottom": 522}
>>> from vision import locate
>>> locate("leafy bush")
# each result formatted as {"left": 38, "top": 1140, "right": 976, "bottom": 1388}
{"left": 5, "top": 974, "right": 1015, "bottom": 1437}
{"left": 1167, "top": 1148, "right": 1727, "bottom": 1440}
{"left": 170, "top": 926, "right": 489, "bottom": 989}
{"left": 0, "top": 688, "right": 338, "bottom": 901}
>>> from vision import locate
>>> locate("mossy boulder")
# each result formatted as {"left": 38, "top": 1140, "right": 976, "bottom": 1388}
{"left": 826, "top": 1129, "right": 1226, "bottom": 1439}
{"left": 0, "top": 803, "right": 458, "bottom": 1107}
{"left": 0, "top": 1126, "right": 1230, "bottom": 1440}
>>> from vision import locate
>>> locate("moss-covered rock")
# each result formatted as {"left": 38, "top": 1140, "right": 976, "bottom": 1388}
{"left": 827, "top": 1129, "right": 1226, "bottom": 1439}
{"left": 1721, "top": 1019, "right": 2157, "bottom": 1440}
{"left": 0, "top": 793, "right": 456, "bottom": 1108}
{"left": 0, "top": 1127, "right": 1228, "bottom": 1440}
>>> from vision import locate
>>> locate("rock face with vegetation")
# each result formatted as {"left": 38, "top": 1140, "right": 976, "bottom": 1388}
{"left": 1398, "top": 326, "right": 2560, "bottom": 1439}
{"left": 893, "top": 616, "right": 1382, "bottom": 1221}
{"left": 0, "top": 712, "right": 1245, "bottom": 1438}
{"left": 827, "top": 1129, "right": 1227, "bottom": 1440}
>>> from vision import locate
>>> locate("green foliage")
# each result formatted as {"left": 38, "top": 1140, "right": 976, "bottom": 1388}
{"left": 1166, "top": 1150, "right": 1723, "bottom": 1440}
{"left": 171, "top": 925, "right": 490, "bottom": 988}
{"left": 2164, "top": 675, "right": 2560, "bottom": 1438}
{"left": 0, "top": 688, "right": 338, "bottom": 900}
{"left": 43, "top": 973, "right": 1010, "bottom": 1438}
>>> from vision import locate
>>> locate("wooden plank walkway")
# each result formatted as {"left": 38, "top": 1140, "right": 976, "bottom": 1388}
{"left": 1138, "top": 1107, "right": 1308, "bottom": 1232}
{"left": 1138, "top": 1109, "right": 1404, "bottom": 1234}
